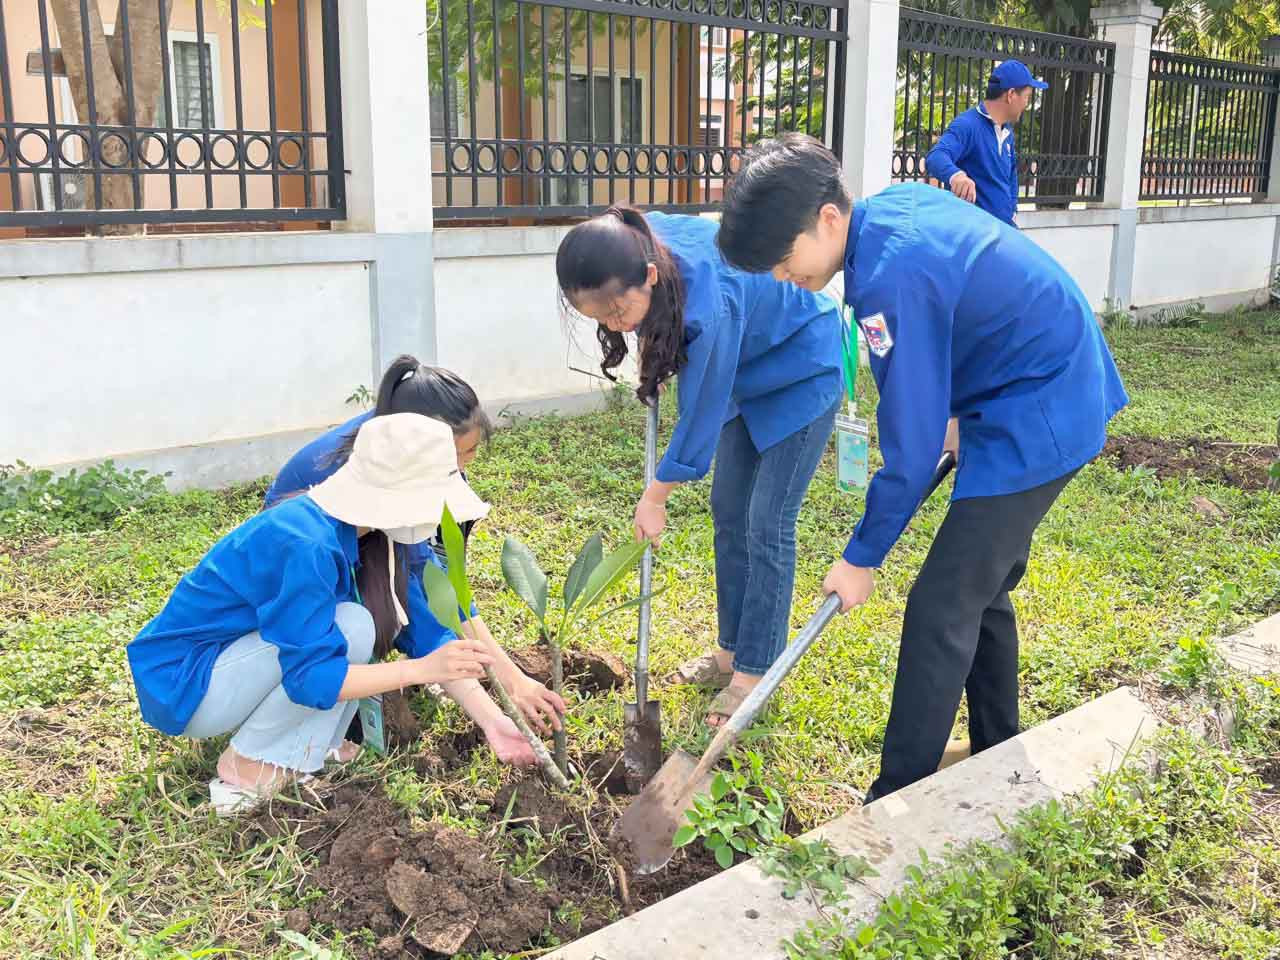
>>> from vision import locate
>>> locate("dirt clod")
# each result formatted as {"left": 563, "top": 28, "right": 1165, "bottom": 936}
{"left": 381, "top": 689, "right": 422, "bottom": 749}
{"left": 1102, "top": 436, "right": 1275, "bottom": 491}
{"left": 1191, "top": 495, "right": 1226, "bottom": 518}
{"left": 248, "top": 754, "right": 723, "bottom": 958}
{"left": 508, "top": 647, "right": 630, "bottom": 694}
{"left": 284, "top": 908, "right": 310, "bottom": 934}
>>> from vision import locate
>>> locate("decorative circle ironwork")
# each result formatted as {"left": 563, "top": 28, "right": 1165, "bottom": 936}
{"left": 174, "top": 134, "right": 205, "bottom": 170}
{"left": 18, "top": 129, "right": 52, "bottom": 167}
{"left": 245, "top": 135, "right": 273, "bottom": 170}
{"left": 210, "top": 135, "right": 239, "bottom": 170}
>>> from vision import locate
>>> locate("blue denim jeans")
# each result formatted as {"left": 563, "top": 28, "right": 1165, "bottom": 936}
{"left": 182, "top": 602, "right": 375, "bottom": 774}
{"left": 710, "top": 403, "right": 837, "bottom": 676}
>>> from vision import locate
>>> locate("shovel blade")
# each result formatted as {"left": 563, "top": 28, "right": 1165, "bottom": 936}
{"left": 622, "top": 699, "right": 663, "bottom": 793}
{"left": 614, "top": 748, "right": 715, "bottom": 874}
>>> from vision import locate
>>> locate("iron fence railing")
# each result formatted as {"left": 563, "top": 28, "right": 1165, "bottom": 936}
{"left": 1141, "top": 48, "right": 1280, "bottom": 202}
{"left": 894, "top": 7, "right": 1115, "bottom": 207}
{"left": 0, "top": 0, "right": 344, "bottom": 230}
{"left": 428, "top": 0, "right": 848, "bottom": 220}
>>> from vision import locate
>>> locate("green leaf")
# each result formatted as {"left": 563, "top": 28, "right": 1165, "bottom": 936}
{"left": 705, "top": 833, "right": 726, "bottom": 849}
{"left": 672, "top": 825, "right": 698, "bottom": 848}
{"left": 715, "top": 844, "right": 735, "bottom": 869}
{"left": 711, "top": 772, "right": 731, "bottom": 802}
{"left": 571, "top": 537, "right": 649, "bottom": 618}
{"left": 421, "top": 563, "right": 464, "bottom": 633}
{"left": 564, "top": 533, "right": 604, "bottom": 608}
{"left": 440, "top": 506, "right": 472, "bottom": 612}
{"left": 501, "top": 536, "right": 549, "bottom": 625}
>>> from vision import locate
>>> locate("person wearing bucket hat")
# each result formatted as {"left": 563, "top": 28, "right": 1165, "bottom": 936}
{"left": 127, "top": 415, "right": 530, "bottom": 814}
{"left": 925, "top": 59, "right": 1048, "bottom": 226}
{"left": 264, "top": 355, "right": 566, "bottom": 740}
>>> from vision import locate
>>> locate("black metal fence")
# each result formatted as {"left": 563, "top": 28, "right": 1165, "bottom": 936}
{"left": 1141, "top": 48, "right": 1280, "bottom": 202}
{"left": 0, "top": 0, "right": 344, "bottom": 230}
{"left": 894, "top": 8, "right": 1115, "bottom": 207}
{"left": 428, "top": 0, "right": 848, "bottom": 221}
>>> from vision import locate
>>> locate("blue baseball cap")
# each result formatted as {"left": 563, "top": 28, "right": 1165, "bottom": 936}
{"left": 990, "top": 59, "right": 1049, "bottom": 92}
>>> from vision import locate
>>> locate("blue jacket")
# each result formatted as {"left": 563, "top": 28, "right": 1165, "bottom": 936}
{"left": 925, "top": 105, "right": 1019, "bottom": 225}
{"left": 648, "top": 212, "right": 842, "bottom": 482}
{"left": 842, "top": 183, "right": 1128, "bottom": 569}
{"left": 127, "top": 496, "right": 455, "bottom": 735}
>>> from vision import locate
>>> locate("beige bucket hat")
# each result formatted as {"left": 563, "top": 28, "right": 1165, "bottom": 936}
{"left": 309, "top": 412, "right": 490, "bottom": 531}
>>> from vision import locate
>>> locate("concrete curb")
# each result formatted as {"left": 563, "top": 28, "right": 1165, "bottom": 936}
{"left": 549, "top": 614, "right": 1280, "bottom": 960}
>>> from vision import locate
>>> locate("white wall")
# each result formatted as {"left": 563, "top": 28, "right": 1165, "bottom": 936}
{"left": 432, "top": 227, "right": 634, "bottom": 410}
{"left": 3, "top": 263, "right": 371, "bottom": 467}
{"left": 1133, "top": 212, "right": 1277, "bottom": 308}
{"left": 1022, "top": 223, "right": 1115, "bottom": 310}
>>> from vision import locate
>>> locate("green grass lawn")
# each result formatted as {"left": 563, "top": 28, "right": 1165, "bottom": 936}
{"left": 1, "top": 310, "right": 1278, "bottom": 958}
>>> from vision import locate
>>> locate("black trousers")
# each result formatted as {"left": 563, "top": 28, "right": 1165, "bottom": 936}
{"left": 865, "top": 470, "right": 1077, "bottom": 803}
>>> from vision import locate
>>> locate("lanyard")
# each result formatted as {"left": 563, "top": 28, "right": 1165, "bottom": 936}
{"left": 350, "top": 564, "right": 363, "bottom": 605}
{"left": 839, "top": 305, "right": 859, "bottom": 414}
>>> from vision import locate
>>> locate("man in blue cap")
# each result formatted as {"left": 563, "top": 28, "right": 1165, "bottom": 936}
{"left": 925, "top": 59, "right": 1048, "bottom": 226}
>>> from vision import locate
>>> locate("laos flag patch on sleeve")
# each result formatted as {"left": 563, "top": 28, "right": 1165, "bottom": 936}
{"left": 860, "top": 312, "right": 894, "bottom": 357}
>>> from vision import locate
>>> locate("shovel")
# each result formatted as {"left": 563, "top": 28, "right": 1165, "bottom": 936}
{"left": 617, "top": 450, "right": 957, "bottom": 873}
{"left": 622, "top": 399, "right": 664, "bottom": 793}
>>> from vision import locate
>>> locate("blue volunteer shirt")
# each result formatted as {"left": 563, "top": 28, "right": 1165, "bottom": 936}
{"left": 265, "top": 411, "right": 474, "bottom": 633}
{"left": 925, "top": 105, "right": 1019, "bottom": 226}
{"left": 127, "top": 496, "right": 455, "bottom": 736}
{"left": 842, "top": 183, "right": 1128, "bottom": 569}
{"left": 647, "top": 212, "right": 842, "bottom": 482}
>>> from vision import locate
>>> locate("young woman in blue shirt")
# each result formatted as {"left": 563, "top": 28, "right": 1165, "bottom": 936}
{"left": 556, "top": 206, "right": 843, "bottom": 726}
{"left": 265, "top": 355, "right": 564, "bottom": 738}
{"left": 128, "top": 415, "right": 544, "bottom": 815}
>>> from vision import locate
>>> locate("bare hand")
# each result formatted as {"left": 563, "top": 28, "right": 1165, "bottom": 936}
{"left": 412, "top": 637, "right": 494, "bottom": 685}
{"left": 483, "top": 714, "right": 537, "bottom": 766}
{"left": 823, "top": 559, "right": 876, "bottom": 613}
{"left": 634, "top": 495, "right": 667, "bottom": 545}
{"left": 510, "top": 675, "right": 566, "bottom": 735}
{"left": 950, "top": 171, "right": 977, "bottom": 203}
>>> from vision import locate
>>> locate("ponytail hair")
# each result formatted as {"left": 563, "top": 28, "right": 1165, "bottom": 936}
{"left": 556, "top": 205, "right": 686, "bottom": 403}
{"left": 323, "top": 357, "right": 492, "bottom": 469}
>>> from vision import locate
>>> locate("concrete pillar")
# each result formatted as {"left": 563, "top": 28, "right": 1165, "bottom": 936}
{"left": 1091, "top": 0, "right": 1162, "bottom": 310}
{"left": 336, "top": 0, "right": 437, "bottom": 372}
{"left": 840, "top": 0, "right": 900, "bottom": 199}
{"left": 1263, "top": 37, "right": 1280, "bottom": 204}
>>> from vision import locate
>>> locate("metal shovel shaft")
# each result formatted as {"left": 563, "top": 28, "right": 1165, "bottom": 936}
{"left": 623, "top": 399, "right": 663, "bottom": 793}
{"left": 635, "top": 399, "right": 659, "bottom": 703}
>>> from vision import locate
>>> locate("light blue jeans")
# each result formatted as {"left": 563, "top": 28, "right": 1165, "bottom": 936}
{"left": 182, "top": 602, "right": 375, "bottom": 774}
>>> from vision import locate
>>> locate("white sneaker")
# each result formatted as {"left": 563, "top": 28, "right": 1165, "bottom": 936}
{"left": 208, "top": 777, "right": 268, "bottom": 817}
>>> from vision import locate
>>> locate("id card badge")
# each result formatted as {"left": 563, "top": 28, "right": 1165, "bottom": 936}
{"left": 835, "top": 412, "right": 870, "bottom": 493}
{"left": 358, "top": 694, "right": 386, "bottom": 755}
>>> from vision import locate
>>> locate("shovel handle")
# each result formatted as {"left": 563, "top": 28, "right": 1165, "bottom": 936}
{"left": 635, "top": 399, "right": 660, "bottom": 705}
{"left": 687, "top": 451, "right": 957, "bottom": 781}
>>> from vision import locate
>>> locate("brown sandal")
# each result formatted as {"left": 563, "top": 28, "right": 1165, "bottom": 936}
{"left": 704, "top": 684, "right": 750, "bottom": 728}
{"left": 664, "top": 653, "right": 734, "bottom": 689}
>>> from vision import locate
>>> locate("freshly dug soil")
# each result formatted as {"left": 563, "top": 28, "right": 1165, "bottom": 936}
{"left": 1101, "top": 435, "right": 1277, "bottom": 491}
{"left": 248, "top": 752, "right": 721, "bottom": 958}
{"left": 507, "top": 647, "right": 630, "bottom": 694}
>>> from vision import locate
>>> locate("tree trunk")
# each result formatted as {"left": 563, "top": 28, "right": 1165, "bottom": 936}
{"left": 48, "top": 0, "right": 173, "bottom": 234}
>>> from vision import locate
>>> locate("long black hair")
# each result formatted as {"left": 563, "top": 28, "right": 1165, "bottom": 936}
{"left": 316, "top": 357, "right": 489, "bottom": 657}
{"left": 556, "top": 205, "right": 687, "bottom": 403}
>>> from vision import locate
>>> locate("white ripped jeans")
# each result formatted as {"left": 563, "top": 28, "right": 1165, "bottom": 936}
{"left": 181, "top": 603, "right": 375, "bottom": 774}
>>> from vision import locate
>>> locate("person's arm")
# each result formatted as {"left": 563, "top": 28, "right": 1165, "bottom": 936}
{"left": 336, "top": 644, "right": 492, "bottom": 702}
{"left": 635, "top": 285, "right": 743, "bottom": 539}
{"left": 843, "top": 262, "right": 955, "bottom": 571}
{"left": 438, "top": 677, "right": 539, "bottom": 767}
{"left": 467, "top": 615, "right": 565, "bottom": 732}
{"left": 925, "top": 117, "right": 972, "bottom": 196}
